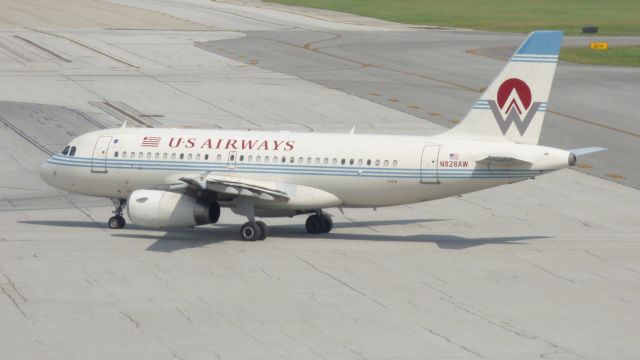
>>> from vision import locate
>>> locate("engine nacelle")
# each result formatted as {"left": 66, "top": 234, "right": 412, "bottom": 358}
{"left": 126, "top": 190, "right": 218, "bottom": 228}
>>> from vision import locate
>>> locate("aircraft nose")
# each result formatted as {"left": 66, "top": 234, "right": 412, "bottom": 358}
{"left": 39, "top": 159, "right": 56, "bottom": 187}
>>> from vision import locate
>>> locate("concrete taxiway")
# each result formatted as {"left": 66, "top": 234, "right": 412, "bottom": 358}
{"left": 0, "top": 0, "right": 639, "bottom": 359}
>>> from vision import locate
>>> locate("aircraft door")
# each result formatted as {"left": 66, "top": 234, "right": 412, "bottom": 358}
{"left": 420, "top": 144, "right": 440, "bottom": 184}
{"left": 91, "top": 136, "right": 112, "bottom": 173}
{"left": 227, "top": 150, "right": 237, "bottom": 170}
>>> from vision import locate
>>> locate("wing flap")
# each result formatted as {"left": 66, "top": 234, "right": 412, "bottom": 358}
{"left": 179, "top": 174, "right": 289, "bottom": 201}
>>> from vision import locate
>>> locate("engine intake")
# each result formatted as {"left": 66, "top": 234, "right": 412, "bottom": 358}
{"left": 126, "top": 190, "right": 219, "bottom": 228}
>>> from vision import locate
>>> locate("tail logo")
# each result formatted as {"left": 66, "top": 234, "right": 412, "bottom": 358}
{"left": 489, "top": 78, "right": 541, "bottom": 136}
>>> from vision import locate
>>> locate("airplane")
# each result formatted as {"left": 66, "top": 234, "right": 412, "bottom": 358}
{"left": 40, "top": 31, "right": 605, "bottom": 241}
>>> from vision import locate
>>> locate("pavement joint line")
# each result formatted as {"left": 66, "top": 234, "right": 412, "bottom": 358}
{"left": 26, "top": 27, "right": 140, "bottom": 69}
{"left": 13, "top": 35, "right": 71, "bottom": 63}
{"left": 0, "top": 113, "right": 53, "bottom": 155}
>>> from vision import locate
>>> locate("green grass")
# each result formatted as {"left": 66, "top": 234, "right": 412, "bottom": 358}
{"left": 560, "top": 46, "right": 640, "bottom": 67}
{"left": 267, "top": 0, "right": 640, "bottom": 35}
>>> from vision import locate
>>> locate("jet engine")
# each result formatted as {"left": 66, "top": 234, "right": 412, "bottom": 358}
{"left": 126, "top": 190, "right": 220, "bottom": 228}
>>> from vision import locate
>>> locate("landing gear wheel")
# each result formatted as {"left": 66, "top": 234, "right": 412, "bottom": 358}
{"left": 305, "top": 214, "right": 326, "bottom": 234}
{"left": 256, "top": 221, "right": 268, "bottom": 240}
{"left": 108, "top": 215, "right": 125, "bottom": 229}
{"left": 321, "top": 214, "right": 333, "bottom": 233}
{"left": 109, "top": 198, "right": 126, "bottom": 229}
{"left": 240, "top": 222, "right": 263, "bottom": 241}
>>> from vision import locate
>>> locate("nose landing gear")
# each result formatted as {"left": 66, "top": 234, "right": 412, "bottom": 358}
{"left": 108, "top": 198, "right": 126, "bottom": 229}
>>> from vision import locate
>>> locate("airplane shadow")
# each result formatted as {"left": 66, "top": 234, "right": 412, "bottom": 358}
{"left": 19, "top": 219, "right": 548, "bottom": 252}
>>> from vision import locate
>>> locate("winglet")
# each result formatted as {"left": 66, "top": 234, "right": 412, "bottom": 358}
{"left": 348, "top": 126, "right": 356, "bottom": 135}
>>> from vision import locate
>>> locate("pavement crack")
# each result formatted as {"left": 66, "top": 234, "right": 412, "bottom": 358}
{"left": 296, "top": 256, "right": 386, "bottom": 309}
{"left": 2, "top": 272, "right": 27, "bottom": 302}
{"left": 116, "top": 309, "right": 141, "bottom": 328}
{"left": 0, "top": 284, "right": 30, "bottom": 321}
{"left": 527, "top": 262, "right": 581, "bottom": 284}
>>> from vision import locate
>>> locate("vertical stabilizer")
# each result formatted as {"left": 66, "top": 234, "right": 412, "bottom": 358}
{"left": 441, "top": 31, "right": 563, "bottom": 144}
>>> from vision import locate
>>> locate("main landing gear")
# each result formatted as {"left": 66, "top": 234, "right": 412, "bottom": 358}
{"left": 108, "top": 199, "right": 126, "bottom": 229}
{"left": 305, "top": 212, "right": 333, "bottom": 234}
{"left": 240, "top": 220, "right": 268, "bottom": 241}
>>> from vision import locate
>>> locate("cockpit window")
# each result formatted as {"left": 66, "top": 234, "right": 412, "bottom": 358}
{"left": 69, "top": 146, "right": 76, "bottom": 156}
{"left": 61, "top": 146, "right": 70, "bottom": 155}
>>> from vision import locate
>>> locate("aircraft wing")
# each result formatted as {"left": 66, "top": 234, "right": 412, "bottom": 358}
{"left": 178, "top": 173, "right": 289, "bottom": 201}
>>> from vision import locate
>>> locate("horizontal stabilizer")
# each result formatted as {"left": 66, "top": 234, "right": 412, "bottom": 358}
{"left": 569, "top": 147, "right": 607, "bottom": 156}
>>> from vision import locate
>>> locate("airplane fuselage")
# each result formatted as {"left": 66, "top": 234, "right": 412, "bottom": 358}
{"left": 40, "top": 128, "right": 571, "bottom": 210}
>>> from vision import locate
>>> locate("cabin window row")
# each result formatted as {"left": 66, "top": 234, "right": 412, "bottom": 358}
{"left": 113, "top": 151, "right": 398, "bottom": 167}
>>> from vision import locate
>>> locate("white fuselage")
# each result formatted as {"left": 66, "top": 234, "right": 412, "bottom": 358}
{"left": 40, "top": 128, "right": 571, "bottom": 210}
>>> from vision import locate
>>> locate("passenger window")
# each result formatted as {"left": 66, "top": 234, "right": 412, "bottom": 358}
{"left": 248, "top": 155, "right": 252, "bottom": 162}
{"left": 204, "top": 154, "right": 208, "bottom": 160}
{"left": 384, "top": 160, "right": 389, "bottom": 166}
{"left": 196, "top": 154, "right": 201, "bottom": 160}
{"left": 324, "top": 158, "right": 328, "bottom": 165}
{"left": 315, "top": 158, "right": 320, "bottom": 165}
{"left": 393, "top": 160, "right": 398, "bottom": 167}
{"left": 69, "top": 147, "right": 76, "bottom": 156}
{"left": 147, "top": 152, "right": 151, "bottom": 159}
{"left": 230, "top": 154, "right": 235, "bottom": 161}
{"left": 341, "top": 159, "right": 345, "bottom": 165}
{"left": 163, "top": 153, "right": 167, "bottom": 160}
{"left": 155, "top": 153, "right": 159, "bottom": 159}
{"left": 171, "top": 153, "right": 176, "bottom": 160}
{"left": 358, "top": 159, "right": 362, "bottom": 166}
{"left": 349, "top": 159, "right": 354, "bottom": 165}
{"left": 298, "top": 157, "right": 303, "bottom": 164}
{"left": 114, "top": 151, "right": 119, "bottom": 158}
{"left": 281, "top": 156, "right": 286, "bottom": 163}
{"left": 375, "top": 159, "right": 380, "bottom": 166}
{"left": 290, "top": 157, "right": 295, "bottom": 163}
{"left": 239, "top": 155, "right": 244, "bottom": 162}
{"left": 179, "top": 153, "right": 184, "bottom": 160}
{"left": 332, "top": 158, "right": 337, "bottom": 165}
{"left": 367, "top": 159, "right": 371, "bottom": 166}
{"left": 61, "top": 146, "right": 70, "bottom": 155}
{"left": 130, "top": 152, "right": 135, "bottom": 159}
{"left": 256, "top": 155, "right": 262, "bottom": 162}
{"left": 187, "top": 154, "right": 192, "bottom": 160}
{"left": 273, "top": 156, "right": 278, "bottom": 163}
{"left": 307, "top": 157, "right": 311, "bottom": 164}
{"left": 216, "top": 154, "right": 221, "bottom": 161}
{"left": 122, "top": 151, "right": 127, "bottom": 158}
{"left": 138, "top": 152, "right": 143, "bottom": 159}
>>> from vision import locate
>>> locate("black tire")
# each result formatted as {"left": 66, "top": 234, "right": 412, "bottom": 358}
{"left": 321, "top": 214, "right": 333, "bottom": 233}
{"left": 116, "top": 216, "right": 126, "bottom": 229}
{"left": 209, "top": 201, "right": 221, "bottom": 224}
{"left": 305, "top": 214, "right": 325, "bottom": 234}
{"left": 108, "top": 216, "right": 122, "bottom": 229}
{"left": 240, "top": 222, "right": 262, "bottom": 241}
{"left": 256, "top": 221, "right": 268, "bottom": 240}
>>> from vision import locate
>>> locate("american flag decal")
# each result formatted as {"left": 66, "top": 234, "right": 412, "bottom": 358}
{"left": 449, "top": 153, "right": 459, "bottom": 160}
{"left": 141, "top": 136, "right": 161, "bottom": 147}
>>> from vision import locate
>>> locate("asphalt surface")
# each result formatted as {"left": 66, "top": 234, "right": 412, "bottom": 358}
{"left": 0, "top": 0, "right": 638, "bottom": 359}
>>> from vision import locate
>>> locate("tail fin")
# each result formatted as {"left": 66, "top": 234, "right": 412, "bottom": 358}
{"left": 442, "top": 31, "right": 563, "bottom": 144}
